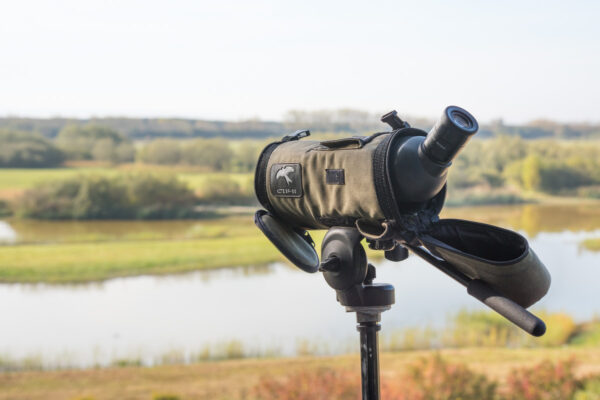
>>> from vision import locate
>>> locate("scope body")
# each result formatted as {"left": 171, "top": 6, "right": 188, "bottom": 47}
{"left": 254, "top": 106, "right": 478, "bottom": 232}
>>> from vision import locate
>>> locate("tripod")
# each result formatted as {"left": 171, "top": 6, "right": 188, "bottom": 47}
{"left": 318, "top": 227, "right": 547, "bottom": 400}
{"left": 319, "top": 227, "right": 398, "bottom": 400}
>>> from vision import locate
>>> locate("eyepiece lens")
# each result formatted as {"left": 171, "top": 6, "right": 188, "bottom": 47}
{"left": 450, "top": 110, "right": 473, "bottom": 130}
{"left": 421, "top": 106, "right": 479, "bottom": 165}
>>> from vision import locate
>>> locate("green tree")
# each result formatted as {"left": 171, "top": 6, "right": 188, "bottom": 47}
{"left": 138, "top": 139, "right": 182, "bottom": 165}
{"left": 522, "top": 155, "right": 542, "bottom": 191}
{"left": 181, "top": 138, "right": 233, "bottom": 170}
{"left": 56, "top": 124, "right": 129, "bottom": 161}
{"left": 18, "top": 174, "right": 197, "bottom": 219}
{"left": 0, "top": 129, "right": 64, "bottom": 167}
{"left": 232, "top": 141, "right": 261, "bottom": 172}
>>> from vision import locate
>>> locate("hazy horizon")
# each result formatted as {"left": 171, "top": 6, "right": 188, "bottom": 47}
{"left": 1, "top": 1, "right": 599, "bottom": 124}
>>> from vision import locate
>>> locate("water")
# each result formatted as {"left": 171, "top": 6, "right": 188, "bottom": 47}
{"left": 0, "top": 221, "right": 16, "bottom": 244}
{"left": 0, "top": 205, "right": 599, "bottom": 368}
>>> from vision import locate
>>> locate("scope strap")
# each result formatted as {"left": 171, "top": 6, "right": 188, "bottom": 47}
{"left": 372, "top": 130, "right": 403, "bottom": 225}
{"left": 254, "top": 141, "right": 280, "bottom": 213}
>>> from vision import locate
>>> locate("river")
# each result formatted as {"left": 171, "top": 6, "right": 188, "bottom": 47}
{"left": 0, "top": 204, "right": 599, "bottom": 368}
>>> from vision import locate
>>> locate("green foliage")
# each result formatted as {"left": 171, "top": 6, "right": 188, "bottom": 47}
{"left": 575, "top": 378, "right": 600, "bottom": 400}
{"left": 231, "top": 140, "right": 262, "bottom": 172}
{"left": 444, "top": 310, "right": 527, "bottom": 347}
{"left": 0, "top": 129, "right": 64, "bottom": 167}
{"left": 522, "top": 155, "right": 542, "bottom": 190}
{"left": 181, "top": 138, "right": 234, "bottom": 170}
{"left": 55, "top": 124, "right": 132, "bottom": 163}
{"left": 581, "top": 239, "right": 600, "bottom": 252}
{"left": 451, "top": 137, "right": 600, "bottom": 196}
{"left": 577, "top": 186, "right": 600, "bottom": 199}
{"left": 139, "top": 138, "right": 246, "bottom": 172}
{"left": 138, "top": 139, "right": 182, "bottom": 165}
{"left": 18, "top": 174, "right": 197, "bottom": 219}
{"left": 570, "top": 320, "right": 600, "bottom": 346}
{"left": 197, "top": 176, "right": 255, "bottom": 205}
{"left": 111, "top": 358, "right": 142, "bottom": 367}
{"left": 440, "top": 310, "right": 578, "bottom": 348}
{"left": 0, "top": 200, "right": 12, "bottom": 217}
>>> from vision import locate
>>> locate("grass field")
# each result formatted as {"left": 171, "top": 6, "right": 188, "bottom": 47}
{"left": 1, "top": 348, "right": 600, "bottom": 400}
{"left": 0, "top": 216, "right": 281, "bottom": 283}
{"left": 1, "top": 216, "right": 386, "bottom": 283}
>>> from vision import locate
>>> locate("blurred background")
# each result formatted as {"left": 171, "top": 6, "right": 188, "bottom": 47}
{"left": 1, "top": 1, "right": 600, "bottom": 399}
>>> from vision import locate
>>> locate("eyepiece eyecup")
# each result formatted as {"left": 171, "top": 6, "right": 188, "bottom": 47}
{"left": 422, "top": 106, "right": 478, "bottom": 165}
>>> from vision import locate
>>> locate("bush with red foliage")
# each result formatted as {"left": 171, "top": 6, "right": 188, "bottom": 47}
{"left": 503, "top": 358, "right": 582, "bottom": 400}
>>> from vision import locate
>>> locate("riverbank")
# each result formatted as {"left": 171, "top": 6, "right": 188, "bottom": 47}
{"left": 1, "top": 203, "right": 600, "bottom": 283}
{"left": 2, "top": 347, "right": 600, "bottom": 400}
{"left": 0, "top": 216, "right": 294, "bottom": 283}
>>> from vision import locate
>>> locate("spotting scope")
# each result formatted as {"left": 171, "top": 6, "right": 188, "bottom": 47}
{"left": 254, "top": 105, "right": 478, "bottom": 232}
{"left": 253, "top": 105, "right": 550, "bottom": 400}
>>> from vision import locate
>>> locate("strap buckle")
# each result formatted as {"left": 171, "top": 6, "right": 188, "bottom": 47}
{"left": 282, "top": 129, "right": 310, "bottom": 142}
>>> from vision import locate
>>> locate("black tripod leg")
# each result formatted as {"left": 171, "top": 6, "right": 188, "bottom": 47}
{"left": 357, "top": 320, "right": 381, "bottom": 400}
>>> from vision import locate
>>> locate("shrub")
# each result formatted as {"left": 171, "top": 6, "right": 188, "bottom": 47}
{"left": 443, "top": 310, "right": 526, "bottom": 348}
{"left": 536, "top": 312, "right": 577, "bottom": 347}
{"left": 503, "top": 358, "right": 581, "bottom": 400}
{"left": 0, "top": 129, "right": 64, "bottom": 167}
{"left": 253, "top": 368, "right": 360, "bottom": 400}
{"left": 384, "top": 354, "right": 497, "bottom": 400}
{"left": 18, "top": 174, "right": 197, "bottom": 219}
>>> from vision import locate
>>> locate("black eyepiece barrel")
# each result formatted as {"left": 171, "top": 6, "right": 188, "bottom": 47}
{"left": 422, "top": 106, "right": 478, "bottom": 165}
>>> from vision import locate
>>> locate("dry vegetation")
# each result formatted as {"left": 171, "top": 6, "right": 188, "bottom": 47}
{"left": 2, "top": 349, "right": 600, "bottom": 400}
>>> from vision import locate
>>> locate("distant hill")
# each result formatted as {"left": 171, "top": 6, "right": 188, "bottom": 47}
{"left": 0, "top": 111, "right": 598, "bottom": 140}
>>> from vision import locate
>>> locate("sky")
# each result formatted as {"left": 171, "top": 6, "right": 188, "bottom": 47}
{"left": 1, "top": 0, "right": 599, "bottom": 124}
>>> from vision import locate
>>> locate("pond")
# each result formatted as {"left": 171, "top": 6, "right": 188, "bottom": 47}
{"left": 0, "top": 204, "right": 599, "bottom": 368}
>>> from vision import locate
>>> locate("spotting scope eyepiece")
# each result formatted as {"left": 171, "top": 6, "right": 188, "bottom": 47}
{"left": 421, "top": 105, "right": 478, "bottom": 165}
{"left": 388, "top": 105, "right": 479, "bottom": 210}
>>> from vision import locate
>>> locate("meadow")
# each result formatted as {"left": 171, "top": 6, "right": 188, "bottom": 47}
{"left": 2, "top": 348, "right": 600, "bottom": 400}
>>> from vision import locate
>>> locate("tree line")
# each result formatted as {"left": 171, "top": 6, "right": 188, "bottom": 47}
{"left": 0, "top": 125, "right": 263, "bottom": 171}
{"left": 1, "top": 110, "right": 599, "bottom": 141}
{"left": 449, "top": 135, "right": 600, "bottom": 196}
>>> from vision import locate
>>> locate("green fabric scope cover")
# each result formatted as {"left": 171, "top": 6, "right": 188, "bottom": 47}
{"left": 255, "top": 133, "right": 550, "bottom": 307}
{"left": 418, "top": 219, "right": 551, "bottom": 308}
{"left": 254, "top": 129, "right": 442, "bottom": 234}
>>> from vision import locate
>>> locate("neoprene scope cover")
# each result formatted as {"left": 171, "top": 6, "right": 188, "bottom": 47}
{"left": 418, "top": 219, "right": 551, "bottom": 308}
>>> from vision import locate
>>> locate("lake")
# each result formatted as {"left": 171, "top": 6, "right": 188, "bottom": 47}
{"left": 0, "top": 204, "right": 599, "bottom": 368}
